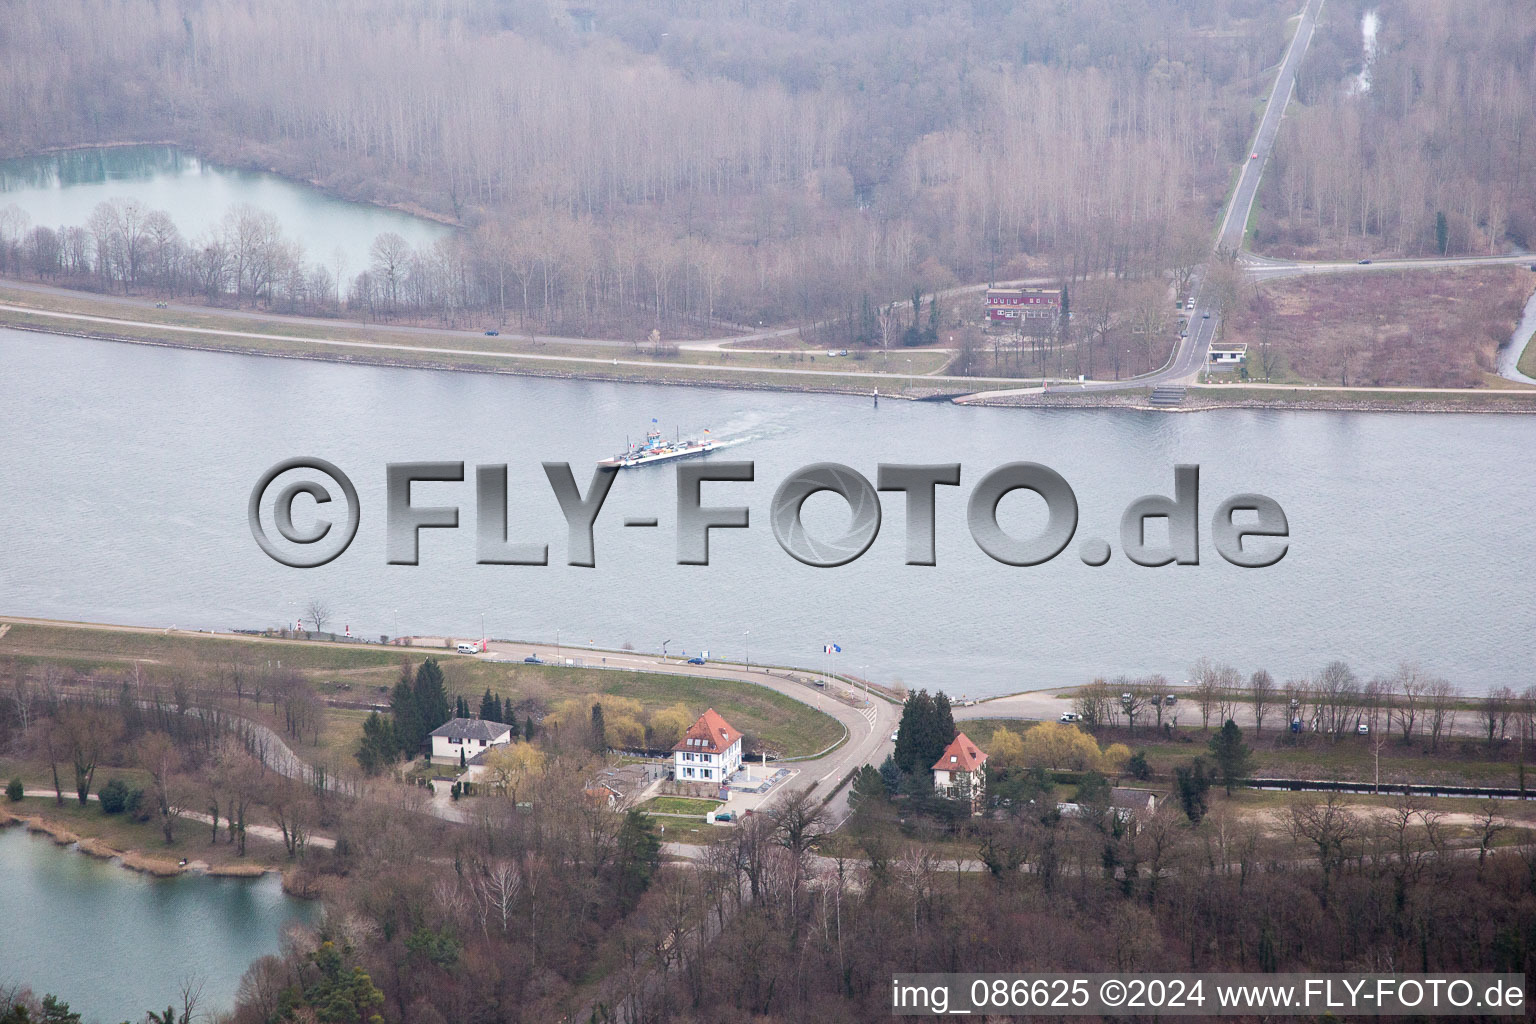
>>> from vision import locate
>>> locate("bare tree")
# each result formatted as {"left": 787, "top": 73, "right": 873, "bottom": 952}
{"left": 1191, "top": 658, "right": 1219, "bottom": 730}
{"left": 304, "top": 599, "right": 332, "bottom": 636}
{"left": 1388, "top": 662, "right": 1426, "bottom": 743}
{"left": 1425, "top": 678, "right": 1457, "bottom": 751}
{"left": 1249, "top": 669, "right": 1275, "bottom": 735}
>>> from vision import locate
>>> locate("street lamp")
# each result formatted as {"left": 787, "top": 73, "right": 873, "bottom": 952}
{"left": 662, "top": 638, "right": 672, "bottom": 661}
{"left": 743, "top": 630, "right": 750, "bottom": 672}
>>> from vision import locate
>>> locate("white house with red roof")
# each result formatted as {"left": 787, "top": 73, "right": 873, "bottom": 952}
{"left": 932, "top": 732, "right": 987, "bottom": 813}
{"left": 672, "top": 708, "right": 743, "bottom": 783}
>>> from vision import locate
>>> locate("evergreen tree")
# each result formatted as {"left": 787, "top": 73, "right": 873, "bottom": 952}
{"left": 524, "top": 715, "right": 536, "bottom": 741}
{"left": 933, "top": 691, "right": 955, "bottom": 751}
{"left": 413, "top": 658, "right": 451, "bottom": 735}
{"left": 613, "top": 810, "right": 661, "bottom": 911}
{"left": 355, "top": 711, "right": 398, "bottom": 776}
{"left": 893, "top": 690, "right": 930, "bottom": 774}
{"left": 454, "top": 695, "right": 469, "bottom": 719}
{"left": 927, "top": 294, "right": 940, "bottom": 341}
{"left": 849, "top": 765, "right": 889, "bottom": 814}
{"left": 478, "top": 688, "right": 497, "bottom": 722}
{"left": 1208, "top": 719, "right": 1255, "bottom": 795}
{"left": 590, "top": 702, "right": 607, "bottom": 751}
{"left": 1175, "top": 757, "right": 1212, "bottom": 823}
{"left": 878, "top": 752, "right": 903, "bottom": 793}
{"left": 1435, "top": 211, "right": 1449, "bottom": 255}
{"left": 503, "top": 703, "right": 516, "bottom": 734}
{"left": 389, "top": 660, "right": 421, "bottom": 757}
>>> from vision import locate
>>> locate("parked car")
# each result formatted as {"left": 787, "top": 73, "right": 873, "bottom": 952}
{"left": 714, "top": 811, "right": 734, "bottom": 822}
{"left": 1059, "top": 712, "right": 1081, "bottom": 723}
{"left": 686, "top": 656, "right": 706, "bottom": 665}
{"left": 1357, "top": 258, "right": 1372, "bottom": 265}
{"left": 1164, "top": 694, "right": 1178, "bottom": 705}
{"left": 484, "top": 329, "right": 500, "bottom": 336}
{"left": 455, "top": 642, "right": 479, "bottom": 654}
{"left": 154, "top": 301, "right": 167, "bottom": 308}
{"left": 890, "top": 730, "right": 899, "bottom": 742}
{"left": 523, "top": 655, "right": 543, "bottom": 664}
{"left": 1356, "top": 722, "right": 1370, "bottom": 735}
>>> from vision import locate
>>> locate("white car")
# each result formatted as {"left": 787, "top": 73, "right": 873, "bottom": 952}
{"left": 890, "top": 730, "right": 899, "bottom": 742}
{"left": 455, "top": 642, "right": 479, "bottom": 654}
{"left": 1356, "top": 723, "right": 1370, "bottom": 735}
{"left": 1059, "top": 712, "right": 1081, "bottom": 723}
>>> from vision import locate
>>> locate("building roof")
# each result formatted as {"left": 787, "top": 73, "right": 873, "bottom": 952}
{"left": 674, "top": 708, "right": 741, "bottom": 754}
{"left": 429, "top": 717, "right": 511, "bottom": 742}
{"left": 932, "top": 732, "right": 986, "bottom": 773}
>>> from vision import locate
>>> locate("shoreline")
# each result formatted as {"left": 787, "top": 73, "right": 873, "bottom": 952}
{"left": 0, "top": 806, "right": 283, "bottom": 881}
{"left": 7, "top": 312, "right": 1536, "bottom": 414}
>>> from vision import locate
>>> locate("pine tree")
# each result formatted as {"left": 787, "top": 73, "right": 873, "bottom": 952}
{"left": 502, "top": 703, "right": 516, "bottom": 734}
{"left": 355, "top": 711, "right": 398, "bottom": 776}
{"left": 524, "top": 715, "right": 536, "bottom": 741}
{"left": 927, "top": 294, "right": 940, "bottom": 341}
{"left": 479, "top": 688, "right": 497, "bottom": 722}
{"left": 413, "top": 658, "right": 451, "bottom": 736}
{"left": 455, "top": 695, "right": 469, "bottom": 719}
{"left": 390, "top": 660, "right": 421, "bottom": 757}
{"left": 590, "top": 702, "right": 607, "bottom": 752}
{"left": 1208, "top": 719, "right": 1255, "bottom": 795}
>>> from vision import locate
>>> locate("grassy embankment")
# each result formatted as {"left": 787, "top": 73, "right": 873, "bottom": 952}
{"left": 0, "top": 283, "right": 972, "bottom": 396}
{"left": 0, "top": 620, "right": 844, "bottom": 763}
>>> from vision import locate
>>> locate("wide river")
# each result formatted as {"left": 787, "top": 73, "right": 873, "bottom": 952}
{"left": 1, "top": 327, "right": 1532, "bottom": 695}
{"left": 0, "top": 827, "right": 314, "bottom": 1023}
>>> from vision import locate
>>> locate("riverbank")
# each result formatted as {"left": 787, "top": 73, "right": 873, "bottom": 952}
{"left": 8, "top": 279, "right": 1536, "bottom": 411}
{"left": 0, "top": 799, "right": 286, "bottom": 879}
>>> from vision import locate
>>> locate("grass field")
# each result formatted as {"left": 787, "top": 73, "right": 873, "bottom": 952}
{"left": 640, "top": 796, "right": 723, "bottom": 816}
{"left": 0, "top": 620, "right": 844, "bottom": 759}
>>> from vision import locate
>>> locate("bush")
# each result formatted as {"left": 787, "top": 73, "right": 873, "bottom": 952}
{"left": 99, "top": 778, "right": 131, "bottom": 814}
{"left": 5, "top": 778, "right": 22, "bottom": 802}
{"left": 126, "top": 788, "right": 149, "bottom": 822}
{"left": 1126, "top": 751, "right": 1152, "bottom": 781}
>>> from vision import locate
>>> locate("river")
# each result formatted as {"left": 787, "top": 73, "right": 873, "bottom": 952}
{"left": 1, "top": 327, "right": 1533, "bottom": 695}
{"left": 0, "top": 146, "right": 448, "bottom": 284}
{"left": 0, "top": 827, "right": 314, "bottom": 1023}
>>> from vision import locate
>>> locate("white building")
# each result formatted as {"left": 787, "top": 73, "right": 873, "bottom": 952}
{"left": 932, "top": 732, "right": 987, "bottom": 813}
{"left": 429, "top": 717, "right": 513, "bottom": 764}
{"left": 672, "top": 708, "right": 743, "bottom": 783}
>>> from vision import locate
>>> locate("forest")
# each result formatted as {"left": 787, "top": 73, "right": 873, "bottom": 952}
{"left": 0, "top": 0, "right": 1288, "bottom": 336}
{"left": 1257, "top": 0, "right": 1536, "bottom": 258}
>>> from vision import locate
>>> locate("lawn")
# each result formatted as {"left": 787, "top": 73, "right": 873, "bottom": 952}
{"left": 640, "top": 796, "right": 723, "bottom": 816}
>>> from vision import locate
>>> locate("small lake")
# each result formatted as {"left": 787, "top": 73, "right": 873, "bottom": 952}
{"left": 0, "top": 827, "right": 315, "bottom": 1023}
{"left": 0, "top": 146, "right": 449, "bottom": 282}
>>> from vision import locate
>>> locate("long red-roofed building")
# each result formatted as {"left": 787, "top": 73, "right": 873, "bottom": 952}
{"left": 932, "top": 732, "right": 987, "bottom": 813}
{"left": 672, "top": 708, "right": 743, "bottom": 783}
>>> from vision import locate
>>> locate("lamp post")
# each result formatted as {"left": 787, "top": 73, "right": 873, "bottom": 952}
{"left": 662, "top": 638, "right": 672, "bottom": 662}
{"left": 743, "top": 630, "right": 750, "bottom": 672}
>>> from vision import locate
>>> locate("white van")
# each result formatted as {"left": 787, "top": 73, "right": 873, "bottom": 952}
{"left": 456, "top": 642, "right": 479, "bottom": 654}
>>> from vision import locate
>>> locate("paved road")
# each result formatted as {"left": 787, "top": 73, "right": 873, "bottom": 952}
{"left": 1242, "top": 251, "right": 1536, "bottom": 281}
{"left": 956, "top": 0, "right": 1325, "bottom": 404}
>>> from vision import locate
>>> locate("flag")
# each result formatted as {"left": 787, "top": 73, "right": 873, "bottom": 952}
{"left": 651, "top": 417, "right": 658, "bottom": 423}
{"left": 823, "top": 643, "right": 841, "bottom": 654}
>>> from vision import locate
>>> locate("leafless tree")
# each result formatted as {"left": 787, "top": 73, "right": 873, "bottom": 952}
{"left": 304, "top": 599, "right": 332, "bottom": 636}
{"left": 1249, "top": 669, "right": 1275, "bottom": 735}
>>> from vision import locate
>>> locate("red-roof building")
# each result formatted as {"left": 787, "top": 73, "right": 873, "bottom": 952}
{"left": 672, "top": 708, "right": 743, "bottom": 783}
{"left": 932, "top": 732, "right": 987, "bottom": 813}
{"left": 986, "top": 287, "right": 1061, "bottom": 323}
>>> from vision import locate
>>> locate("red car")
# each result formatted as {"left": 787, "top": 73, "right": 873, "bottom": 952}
{"left": 1250, "top": 152, "right": 1259, "bottom": 159}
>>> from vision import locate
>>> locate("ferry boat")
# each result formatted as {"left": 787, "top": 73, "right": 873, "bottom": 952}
{"left": 598, "top": 427, "right": 718, "bottom": 468}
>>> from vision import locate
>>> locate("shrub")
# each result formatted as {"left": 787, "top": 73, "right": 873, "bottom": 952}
{"left": 1126, "top": 751, "right": 1152, "bottom": 781}
{"left": 5, "top": 778, "right": 22, "bottom": 802}
{"left": 99, "top": 778, "right": 131, "bottom": 814}
{"left": 126, "top": 788, "right": 149, "bottom": 821}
